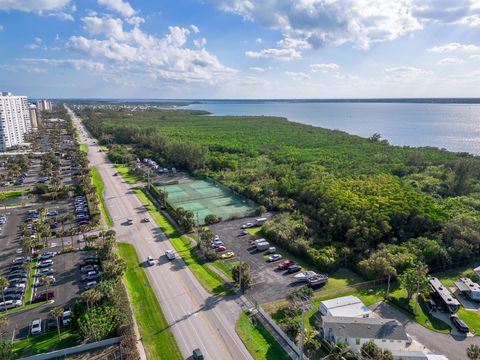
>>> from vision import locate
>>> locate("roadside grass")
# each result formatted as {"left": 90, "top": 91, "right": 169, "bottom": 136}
{"left": 25, "top": 258, "right": 37, "bottom": 304}
{"left": 212, "top": 260, "right": 237, "bottom": 281}
{"left": 458, "top": 308, "right": 480, "bottom": 334}
{"left": 79, "top": 143, "right": 88, "bottom": 153}
{"left": 117, "top": 242, "right": 182, "bottom": 360}
{"left": 114, "top": 164, "right": 144, "bottom": 184}
{"left": 0, "top": 189, "right": 30, "bottom": 198}
{"left": 90, "top": 167, "right": 113, "bottom": 227}
{"left": 247, "top": 227, "right": 263, "bottom": 238}
{"left": 133, "top": 188, "right": 230, "bottom": 295}
{"left": 236, "top": 312, "right": 290, "bottom": 360}
{"left": 13, "top": 330, "right": 81, "bottom": 357}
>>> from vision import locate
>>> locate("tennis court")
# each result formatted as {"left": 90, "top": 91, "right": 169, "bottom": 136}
{"left": 161, "top": 179, "right": 257, "bottom": 224}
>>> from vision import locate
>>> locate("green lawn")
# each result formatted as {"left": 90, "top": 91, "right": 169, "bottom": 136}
{"left": 79, "top": 143, "right": 88, "bottom": 153}
{"left": 90, "top": 167, "right": 113, "bottom": 227}
{"left": 13, "top": 330, "right": 81, "bottom": 357}
{"left": 133, "top": 188, "right": 230, "bottom": 295}
{"left": 117, "top": 242, "right": 182, "bottom": 360}
{"left": 0, "top": 189, "right": 29, "bottom": 198}
{"left": 247, "top": 227, "right": 264, "bottom": 238}
{"left": 236, "top": 312, "right": 290, "bottom": 360}
{"left": 458, "top": 308, "right": 480, "bottom": 335}
{"left": 212, "top": 260, "right": 237, "bottom": 281}
{"left": 114, "top": 164, "right": 144, "bottom": 184}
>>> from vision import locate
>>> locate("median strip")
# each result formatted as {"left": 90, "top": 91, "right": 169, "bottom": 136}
{"left": 90, "top": 167, "right": 113, "bottom": 227}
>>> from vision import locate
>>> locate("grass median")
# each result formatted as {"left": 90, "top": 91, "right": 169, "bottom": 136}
{"left": 133, "top": 188, "right": 230, "bottom": 295}
{"left": 90, "top": 167, "right": 113, "bottom": 227}
{"left": 236, "top": 312, "right": 290, "bottom": 360}
{"left": 114, "top": 164, "right": 144, "bottom": 184}
{"left": 79, "top": 143, "right": 88, "bottom": 153}
{"left": 117, "top": 242, "right": 182, "bottom": 360}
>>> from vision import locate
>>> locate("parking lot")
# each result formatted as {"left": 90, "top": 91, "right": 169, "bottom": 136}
{"left": 0, "top": 200, "right": 90, "bottom": 339}
{"left": 210, "top": 215, "right": 307, "bottom": 304}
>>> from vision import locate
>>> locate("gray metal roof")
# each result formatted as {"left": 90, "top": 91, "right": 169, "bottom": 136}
{"left": 429, "top": 277, "right": 460, "bottom": 306}
{"left": 321, "top": 316, "right": 409, "bottom": 341}
{"left": 455, "top": 277, "right": 480, "bottom": 292}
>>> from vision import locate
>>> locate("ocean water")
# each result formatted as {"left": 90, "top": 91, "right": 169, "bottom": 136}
{"left": 185, "top": 101, "right": 480, "bottom": 155}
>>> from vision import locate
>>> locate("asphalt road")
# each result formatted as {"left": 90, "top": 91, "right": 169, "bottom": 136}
{"left": 67, "top": 107, "right": 252, "bottom": 360}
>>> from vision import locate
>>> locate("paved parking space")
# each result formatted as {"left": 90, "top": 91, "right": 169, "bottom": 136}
{"left": 4, "top": 249, "right": 91, "bottom": 339}
{"left": 210, "top": 216, "right": 306, "bottom": 304}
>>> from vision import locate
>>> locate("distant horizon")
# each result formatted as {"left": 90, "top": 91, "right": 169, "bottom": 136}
{"left": 44, "top": 97, "right": 480, "bottom": 104}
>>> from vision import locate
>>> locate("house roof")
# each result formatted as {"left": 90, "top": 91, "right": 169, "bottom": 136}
{"left": 321, "top": 315, "right": 409, "bottom": 341}
{"left": 429, "top": 277, "right": 460, "bottom": 306}
{"left": 320, "top": 295, "right": 372, "bottom": 317}
{"left": 455, "top": 277, "right": 480, "bottom": 293}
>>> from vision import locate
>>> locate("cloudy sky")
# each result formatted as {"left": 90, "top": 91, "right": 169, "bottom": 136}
{"left": 1, "top": 0, "right": 480, "bottom": 98}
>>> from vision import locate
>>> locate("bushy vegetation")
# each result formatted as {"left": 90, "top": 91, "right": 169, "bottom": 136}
{"left": 77, "top": 106, "right": 480, "bottom": 277}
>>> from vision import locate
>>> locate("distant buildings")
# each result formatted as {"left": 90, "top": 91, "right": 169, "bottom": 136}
{"left": 36, "top": 99, "right": 52, "bottom": 112}
{"left": 29, "top": 104, "right": 38, "bottom": 128}
{"left": 0, "top": 91, "right": 32, "bottom": 150}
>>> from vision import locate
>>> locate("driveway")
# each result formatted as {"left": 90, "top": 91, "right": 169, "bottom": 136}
{"left": 373, "top": 302, "right": 478, "bottom": 360}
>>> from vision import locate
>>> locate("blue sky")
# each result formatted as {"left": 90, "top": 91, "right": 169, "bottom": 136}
{"left": 1, "top": 0, "right": 480, "bottom": 98}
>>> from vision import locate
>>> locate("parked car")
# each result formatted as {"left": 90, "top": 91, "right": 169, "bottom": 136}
{"left": 82, "top": 256, "right": 99, "bottom": 265}
{"left": 165, "top": 250, "right": 176, "bottom": 260}
{"left": 287, "top": 265, "right": 302, "bottom": 274}
{"left": 142, "top": 217, "right": 150, "bottom": 223}
{"left": 32, "top": 290, "right": 55, "bottom": 303}
{"left": 267, "top": 254, "right": 283, "bottom": 262}
{"left": 31, "top": 319, "right": 42, "bottom": 335}
{"left": 241, "top": 223, "right": 254, "bottom": 229}
{"left": 83, "top": 273, "right": 101, "bottom": 282}
{"left": 240, "top": 230, "right": 249, "bottom": 236}
{"left": 35, "top": 268, "right": 54, "bottom": 277}
{"left": 62, "top": 308, "right": 72, "bottom": 326}
{"left": 38, "top": 252, "right": 55, "bottom": 260}
{"left": 451, "top": 315, "right": 469, "bottom": 333}
{"left": 81, "top": 265, "right": 100, "bottom": 273}
{"left": 85, "top": 281, "right": 97, "bottom": 290}
{"left": 215, "top": 246, "right": 226, "bottom": 253}
{"left": 278, "top": 260, "right": 295, "bottom": 271}
{"left": 34, "top": 276, "right": 56, "bottom": 287}
{"left": 0, "top": 300, "right": 22, "bottom": 311}
{"left": 220, "top": 251, "right": 235, "bottom": 259}
{"left": 3, "top": 294, "right": 23, "bottom": 302}
{"left": 47, "top": 318, "right": 57, "bottom": 332}
{"left": 37, "top": 259, "right": 53, "bottom": 268}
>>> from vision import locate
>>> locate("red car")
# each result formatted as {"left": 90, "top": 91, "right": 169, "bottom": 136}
{"left": 32, "top": 290, "right": 55, "bottom": 303}
{"left": 278, "top": 260, "right": 295, "bottom": 271}
{"left": 215, "top": 246, "right": 226, "bottom": 253}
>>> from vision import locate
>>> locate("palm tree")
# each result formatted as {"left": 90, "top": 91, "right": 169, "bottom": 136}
{"left": 20, "top": 237, "right": 34, "bottom": 257}
{"left": 0, "top": 315, "right": 9, "bottom": 340}
{"left": 467, "top": 344, "right": 480, "bottom": 360}
{"left": 81, "top": 288, "right": 102, "bottom": 310}
{"left": 0, "top": 277, "right": 9, "bottom": 312}
{"left": 49, "top": 307, "right": 64, "bottom": 339}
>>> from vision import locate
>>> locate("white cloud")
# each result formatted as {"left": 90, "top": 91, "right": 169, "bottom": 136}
{"left": 471, "top": 54, "right": 480, "bottom": 59}
{"left": 249, "top": 66, "right": 265, "bottom": 72}
{"left": 97, "top": 0, "right": 136, "bottom": 18}
{"left": 437, "top": 57, "right": 465, "bottom": 65}
{"left": 428, "top": 42, "right": 480, "bottom": 53}
{"left": 310, "top": 63, "right": 340, "bottom": 72}
{"left": 245, "top": 48, "right": 301, "bottom": 61}
{"left": 413, "top": 0, "right": 480, "bottom": 26}
{"left": 213, "top": 0, "right": 422, "bottom": 50}
{"left": 277, "top": 37, "right": 310, "bottom": 50}
{"left": 190, "top": 24, "right": 200, "bottom": 33}
{"left": 0, "top": 25, "right": 3, "bottom": 31}
{"left": 0, "top": 0, "right": 70, "bottom": 12}
{"left": 0, "top": 0, "right": 74, "bottom": 20}
{"left": 285, "top": 71, "right": 310, "bottom": 81}
{"left": 18, "top": 57, "right": 105, "bottom": 71}
{"left": 26, "top": 37, "right": 47, "bottom": 50}
{"left": 256, "top": 38, "right": 262, "bottom": 43}
{"left": 384, "top": 66, "right": 433, "bottom": 82}
{"left": 66, "top": 17, "right": 235, "bottom": 84}
{"left": 193, "top": 38, "right": 207, "bottom": 48}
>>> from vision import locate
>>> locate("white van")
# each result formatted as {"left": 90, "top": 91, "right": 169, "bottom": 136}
{"left": 165, "top": 250, "right": 176, "bottom": 260}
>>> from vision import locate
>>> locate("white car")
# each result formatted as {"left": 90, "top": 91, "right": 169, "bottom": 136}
{"left": 62, "top": 309, "right": 72, "bottom": 326}
{"left": 31, "top": 319, "right": 42, "bottom": 335}
{"left": 241, "top": 223, "right": 254, "bottom": 229}
{"left": 0, "top": 300, "right": 22, "bottom": 311}
{"left": 85, "top": 281, "right": 97, "bottom": 290}
{"left": 147, "top": 256, "right": 155, "bottom": 266}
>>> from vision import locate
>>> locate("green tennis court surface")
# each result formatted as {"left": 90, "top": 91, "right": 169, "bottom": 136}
{"left": 161, "top": 179, "right": 257, "bottom": 224}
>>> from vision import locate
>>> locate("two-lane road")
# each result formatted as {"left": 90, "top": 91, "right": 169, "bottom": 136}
{"left": 68, "top": 107, "right": 252, "bottom": 360}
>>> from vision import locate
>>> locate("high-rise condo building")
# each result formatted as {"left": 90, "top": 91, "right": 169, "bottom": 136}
{"left": 0, "top": 91, "right": 32, "bottom": 151}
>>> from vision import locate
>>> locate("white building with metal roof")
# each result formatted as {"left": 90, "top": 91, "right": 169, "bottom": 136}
{"left": 319, "top": 295, "right": 372, "bottom": 318}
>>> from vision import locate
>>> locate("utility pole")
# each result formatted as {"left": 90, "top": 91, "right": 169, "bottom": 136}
{"left": 239, "top": 260, "right": 243, "bottom": 294}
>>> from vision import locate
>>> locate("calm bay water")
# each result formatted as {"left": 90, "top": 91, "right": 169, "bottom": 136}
{"left": 185, "top": 101, "right": 480, "bottom": 155}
